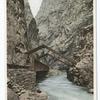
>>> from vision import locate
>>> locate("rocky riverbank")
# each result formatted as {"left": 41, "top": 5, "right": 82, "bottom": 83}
{"left": 8, "top": 87, "right": 48, "bottom": 100}
{"left": 7, "top": 69, "right": 48, "bottom": 100}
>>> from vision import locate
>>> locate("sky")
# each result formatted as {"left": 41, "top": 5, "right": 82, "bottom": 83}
{"left": 28, "top": 0, "right": 43, "bottom": 17}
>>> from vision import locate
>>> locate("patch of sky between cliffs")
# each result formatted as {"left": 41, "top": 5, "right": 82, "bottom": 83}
{"left": 28, "top": 0, "right": 43, "bottom": 17}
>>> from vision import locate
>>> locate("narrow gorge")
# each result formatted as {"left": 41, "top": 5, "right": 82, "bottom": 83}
{"left": 7, "top": 0, "right": 93, "bottom": 100}
{"left": 36, "top": 0, "right": 93, "bottom": 91}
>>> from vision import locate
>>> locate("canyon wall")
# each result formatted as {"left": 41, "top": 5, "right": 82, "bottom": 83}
{"left": 7, "top": 0, "right": 37, "bottom": 98}
{"left": 36, "top": 0, "right": 93, "bottom": 90}
{"left": 7, "top": 0, "right": 39, "bottom": 65}
{"left": 7, "top": 0, "right": 27, "bottom": 65}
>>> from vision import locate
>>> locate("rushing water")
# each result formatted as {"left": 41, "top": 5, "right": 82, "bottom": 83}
{"left": 39, "top": 73, "right": 93, "bottom": 100}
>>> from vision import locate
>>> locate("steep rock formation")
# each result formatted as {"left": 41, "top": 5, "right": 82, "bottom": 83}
{"left": 7, "top": 0, "right": 39, "bottom": 65}
{"left": 36, "top": 0, "right": 93, "bottom": 90}
{"left": 7, "top": 0, "right": 38, "bottom": 99}
{"left": 7, "top": 0, "right": 27, "bottom": 65}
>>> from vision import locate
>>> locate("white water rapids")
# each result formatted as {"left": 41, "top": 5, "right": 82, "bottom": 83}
{"left": 39, "top": 73, "right": 93, "bottom": 100}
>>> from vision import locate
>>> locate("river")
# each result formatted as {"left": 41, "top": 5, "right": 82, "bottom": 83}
{"left": 38, "top": 73, "right": 93, "bottom": 100}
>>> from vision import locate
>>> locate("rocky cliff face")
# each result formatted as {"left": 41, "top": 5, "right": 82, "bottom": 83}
{"left": 36, "top": 0, "right": 93, "bottom": 90}
{"left": 7, "top": 0, "right": 27, "bottom": 65}
{"left": 7, "top": 0, "right": 39, "bottom": 65}
{"left": 7, "top": 0, "right": 37, "bottom": 99}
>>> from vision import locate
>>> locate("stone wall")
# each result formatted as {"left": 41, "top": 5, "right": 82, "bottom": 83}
{"left": 8, "top": 69, "right": 36, "bottom": 93}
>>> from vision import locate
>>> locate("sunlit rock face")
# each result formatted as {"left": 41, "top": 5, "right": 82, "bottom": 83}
{"left": 36, "top": 0, "right": 93, "bottom": 89}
